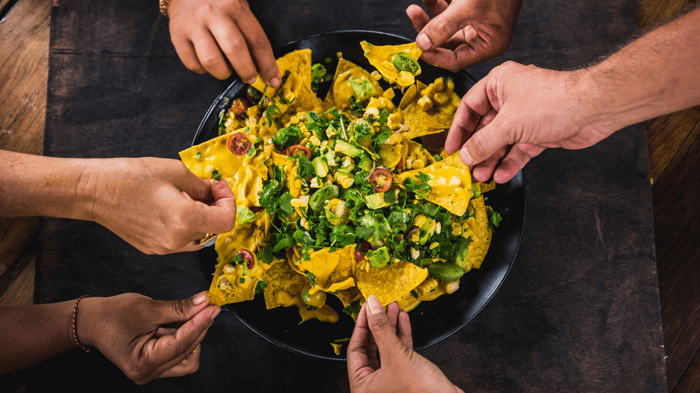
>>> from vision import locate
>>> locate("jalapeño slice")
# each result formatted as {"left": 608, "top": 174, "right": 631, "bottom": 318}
{"left": 392, "top": 52, "right": 421, "bottom": 75}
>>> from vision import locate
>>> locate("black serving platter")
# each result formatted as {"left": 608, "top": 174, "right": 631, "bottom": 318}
{"left": 192, "top": 30, "right": 526, "bottom": 361}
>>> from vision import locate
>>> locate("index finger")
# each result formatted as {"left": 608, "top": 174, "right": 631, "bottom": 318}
{"left": 143, "top": 306, "right": 219, "bottom": 377}
{"left": 236, "top": 10, "right": 280, "bottom": 87}
{"left": 445, "top": 91, "right": 488, "bottom": 154}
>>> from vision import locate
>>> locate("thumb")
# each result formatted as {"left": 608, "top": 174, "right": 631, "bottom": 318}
{"left": 460, "top": 114, "right": 513, "bottom": 166}
{"left": 365, "top": 295, "right": 406, "bottom": 361}
{"left": 195, "top": 179, "right": 237, "bottom": 235}
{"left": 154, "top": 291, "right": 212, "bottom": 325}
{"left": 416, "top": 2, "right": 472, "bottom": 51}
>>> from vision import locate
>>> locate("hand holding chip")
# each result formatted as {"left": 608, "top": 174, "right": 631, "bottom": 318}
{"left": 82, "top": 157, "right": 236, "bottom": 254}
{"left": 347, "top": 296, "right": 464, "bottom": 393}
{"left": 406, "top": 0, "right": 522, "bottom": 72}
{"left": 445, "top": 62, "right": 617, "bottom": 183}
{"left": 76, "top": 292, "right": 220, "bottom": 384}
{"left": 167, "top": 0, "right": 281, "bottom": 85}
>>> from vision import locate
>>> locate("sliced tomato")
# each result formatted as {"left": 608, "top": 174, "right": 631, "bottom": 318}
{"left": 354, "top": 241, "right": 370, "bottom": 261}
{"left": 227, "top": 132, "right": 252, "bottom": 155}
{"left": 245, "top": 86, "right": 263, "bottom": 104}
{"left": 235, "top": 250, "right": 255, "bottom": 270}
{"left": 369, "top": 167, "right": 393, "bottom": 192}
{"left": 231, "top": 98, "right": 250, "bottom": 117}
{"left": 287, "top": 144, "right": 311, "bottom": 159}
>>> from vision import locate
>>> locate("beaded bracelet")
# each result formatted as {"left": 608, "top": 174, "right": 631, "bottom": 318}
{"left": 72, "top": 295, "right": 91, "bottom": 352}
{"left": 159, "top": 0, "right": 170, "bottom": 17}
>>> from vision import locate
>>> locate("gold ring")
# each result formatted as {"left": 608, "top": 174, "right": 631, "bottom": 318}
{"left": 197, "top": 233, "right": 218, "bottom": 247}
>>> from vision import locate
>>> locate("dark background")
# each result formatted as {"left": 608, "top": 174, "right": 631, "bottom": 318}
{"left": 26, "top": 0, "right": 665, "bottom": 391}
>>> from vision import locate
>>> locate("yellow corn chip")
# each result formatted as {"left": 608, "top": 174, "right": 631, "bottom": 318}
{"left": 395, "top": 153, "right": 473, "bottom": 216}
{"left": 252, "top": 49, "right": 313, "bottom": 98}
{"left": 179, "top": 131, "right": 272, "bottom": 210}
{"left": 463, "top": 196, "right": 492, "bottom": 271}
{"left": 262, "top": 259, "right": 310, "bottom": 310}
{"left": 356, "top": 260, "right": 428, "bottom": 306}
{"left": 326, "top": 58, "right": 383, "bottom": 111}
{"left": 207, "top": 257, "right": 265, "bottom": 306}
{"left": 360, "top": 41, "right": 423, "bottom": 88}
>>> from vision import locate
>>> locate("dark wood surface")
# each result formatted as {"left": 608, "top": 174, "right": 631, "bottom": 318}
{"left": 0, "top": 0, "right": 698, "bottom": 392}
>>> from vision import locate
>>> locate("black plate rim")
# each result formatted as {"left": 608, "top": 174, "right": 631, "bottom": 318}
{"left": 191, "top": 30, "right": 525, "bottom": 361}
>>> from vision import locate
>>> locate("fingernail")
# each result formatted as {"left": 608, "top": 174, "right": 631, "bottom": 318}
{"left": 245, "top": 76, "right": 257, "bottom": 84}
{"left": 270, "top": 77, "right": 281, "bottom": 88}
{"left": 367, "top": 295, "right": 383, "bottom": 315}
{"left": 460, "top": 147, "right": 474, "bottom": 166}
{"left": 193, "top": 292, "right": 208, "bottom": 305}
{"left": 416, "top": 33, "right": 432, "bottom": 50}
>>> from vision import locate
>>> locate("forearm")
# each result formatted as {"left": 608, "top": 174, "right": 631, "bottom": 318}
{"left": 0, "top": 301, "right": 78, "bottom": 373}
{"left": 585, "top": 6, "right": 700, "bottom": 131}
{"left": 0, "top": 150, "right": 94, "bottom": 220}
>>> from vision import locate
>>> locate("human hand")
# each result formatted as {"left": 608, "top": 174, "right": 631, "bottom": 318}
{"left": 167, "top": 0, "right": 280, "bottom": 85}
{"left": 347, "top": 296, "right": 463, "bottom": 393}
{"left": 78, "top": 292, "right": 220, "bottom": 385}
{"left": 445, "top": 61, "right": 615, "bottom": 183}
{"left": 406, "top": 0, "right": 522, "bottom": 72}
{"left": 79, "top": 157, "right": 236, "bottom": 254}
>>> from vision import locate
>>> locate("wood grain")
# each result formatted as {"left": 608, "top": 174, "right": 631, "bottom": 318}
{"left": 638, "top": 1, "right": 700, "bottom": 391}
{"left": 0, "top": 0, "right": 48, "bottom": 286}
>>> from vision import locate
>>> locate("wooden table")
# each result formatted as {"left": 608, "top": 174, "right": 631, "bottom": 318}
{"left": 1, "top": 0, "right": 698, "bottom": 391}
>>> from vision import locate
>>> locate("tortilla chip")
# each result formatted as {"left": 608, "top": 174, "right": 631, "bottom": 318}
{"left": 395, "top": 153, "right": 473, "bottom": 216}
{"left": 207, "top": 258, "right": 265, "bottom": 306}
{"left": 215, "top": 212, "right": 270, "bottom": 266}
{"left": 279, "top": 71, "right": 322, "bottom": 113}
{"left": 478, "top": 180, "right": 496, "bottom": 194}
{"left": 179, "top": 131, "right": 272, "bottom": 210}
{"left": 356, "top": 260, "right": 428, "bottom": 306}
{"left": 398, "top": 81, "right": 445, "bottom": 140}
{"left": 334, "top": 287, "right": 362, "bottom": 308}
{"left": 292, "top": 245, "right": 357, "bottom": 293}
{"left": 360, "top": 41, "right": 423, "bottom": 88}
{"left": 252, "top": 49, "right": 313, "bottom": 98}
{"left": 262, "top": 259, "right": 310, "bottom": 309}
{"left": 463, "top": 196, "right": 492, "bottom": 271}
{"left": 326, "top": 58, "right": 383, "bottom": 111}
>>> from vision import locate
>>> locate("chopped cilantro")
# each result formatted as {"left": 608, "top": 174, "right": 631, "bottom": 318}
{"left": 342, "top": 299, "right": 362, "bottom": 316}
{"left": 254, "top": 279, "right": 267, "bottom": 296}
{"left": 306, "top": 271, "right": 317, "bottom": 286}
{"left": 487, "top": 206, "right": 502, "bottom": 228}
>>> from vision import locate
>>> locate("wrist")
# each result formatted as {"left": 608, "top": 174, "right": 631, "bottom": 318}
{"left": 73, "top": 158, "right": 112, "bottom": 224}
{"left": 73, "top": 296, "right": 103, "bottom": 348}
{"left": 567, "top": 66, "right": 625, "bottom": 139}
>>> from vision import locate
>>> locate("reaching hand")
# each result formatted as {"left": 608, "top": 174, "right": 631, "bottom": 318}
{"left": 78, "top": 292, "right": 220, "bottom": 385}
{"left": 347, "top": 295, "right": 463, "bottom": 393}
{"left": 445, "top": 61, "right": 615, "bottom": 183}
{"left": 167, "top": 0, "right": 280, "bottom": 85}
{"left": 81, "top": 157, "right": 236, "bottom": 254}
{"left": 406, "top": 0, "right": 522, "bottom": 72}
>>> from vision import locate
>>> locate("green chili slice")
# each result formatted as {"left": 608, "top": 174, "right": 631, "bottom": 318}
{"left": 392, "top": 52, "right": 421, "bottom": 75}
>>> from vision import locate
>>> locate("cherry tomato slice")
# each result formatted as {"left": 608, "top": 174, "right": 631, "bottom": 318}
{"left": 230, "top": 98, "right": 250, "bottom": 117}
{"left": 235, "top": 250, "right": 255, "bottom": 270}
{"left": 287, "top": 144, "right": 311, "bottom": 159}
{"left": 246, "top": 86, "right": 263, "bottom": 104}
{"left": 369, "top": 168, "right": 393, "bottom": 192}
{"left": 354, "top": 241, "right": 370, "bottom": 261}
{"left": 227, "top": 132, "right": 252, "bottom": 155}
